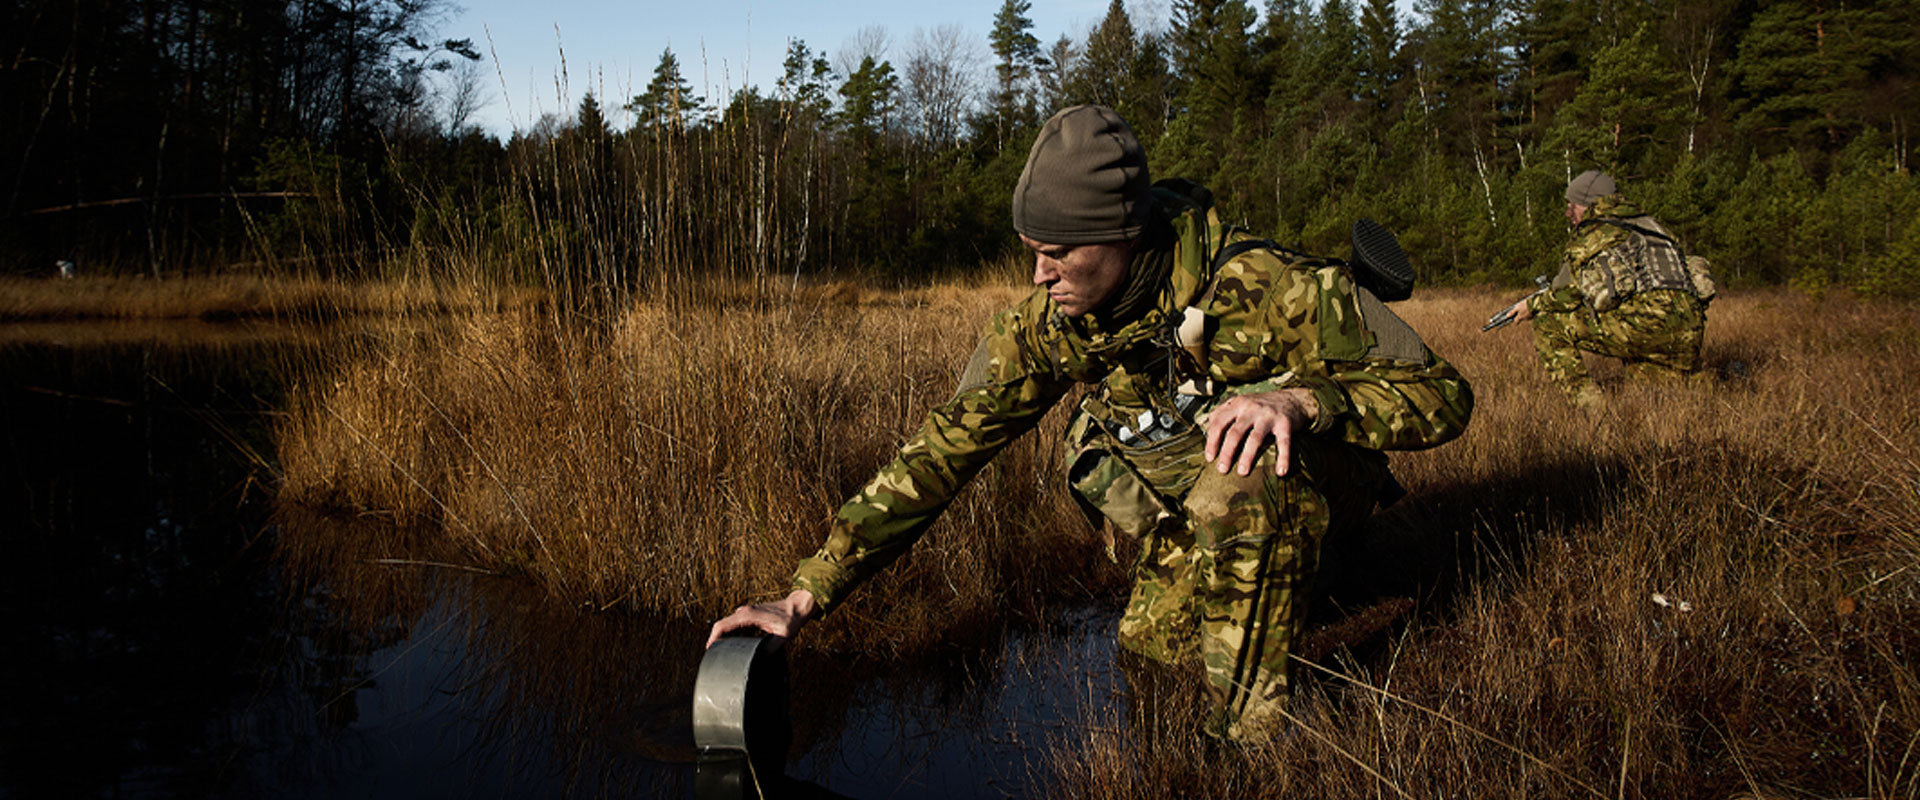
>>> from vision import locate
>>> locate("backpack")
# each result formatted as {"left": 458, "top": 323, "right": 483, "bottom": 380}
{"left": 1576, "top": 217, "right": 1707, "bottom": 310}
{"left": 1207, "top": 218, "right": 1416, "bottom": 302}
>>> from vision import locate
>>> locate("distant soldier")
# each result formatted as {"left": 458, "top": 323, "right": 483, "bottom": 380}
{"left": 1493, "top": 170, "right": 1713, "bottom": 406}
{"left": 707, "top": 105, "right": 1473, "bottom": 742}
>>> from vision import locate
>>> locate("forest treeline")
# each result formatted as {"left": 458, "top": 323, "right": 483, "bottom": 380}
{"left": 3, "top": 0, "right": 1916, "bottom": 300}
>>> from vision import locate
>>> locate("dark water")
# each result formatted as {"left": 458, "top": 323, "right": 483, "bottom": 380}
{"left": 0, "top": 322, "right": 1126, "bottom": 799}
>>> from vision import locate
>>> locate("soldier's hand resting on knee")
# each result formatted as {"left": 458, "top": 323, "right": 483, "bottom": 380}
{"left": 706, "top": 588, "right": 817, "bottom": 650}
{"left": 1204, "top": 388, "right": 1319, "bottom": 477}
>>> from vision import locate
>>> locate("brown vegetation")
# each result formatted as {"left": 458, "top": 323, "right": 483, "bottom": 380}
{"left": 272, "top": 283, "right": 1920, "bottom": 797}
{"left": 0, "top": 275, "right": 531, "bottom": 321}
{"left": 1054, "top": 290, "right": 1920, "bottom": 799}
{"left": 273, "top": 275, "right": 1117, "bottom": 659}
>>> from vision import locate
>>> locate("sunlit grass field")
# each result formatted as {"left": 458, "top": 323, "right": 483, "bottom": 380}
{"left": 271, "top": 281, "right": 1920, "bottom": 798}
{"left": 0, "top": 275, "right": 529, "bottom": 321}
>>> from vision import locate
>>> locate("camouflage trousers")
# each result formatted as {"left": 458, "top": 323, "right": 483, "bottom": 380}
{"left": 1531, "top": 289, "right": 1706, "bottom": 403}
{"left": 1115, "top": 437, "right": 1386, "bottom": 741}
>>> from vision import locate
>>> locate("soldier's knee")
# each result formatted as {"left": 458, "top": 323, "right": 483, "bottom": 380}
{"left": 1186, "top": 452, "right": 1301, "bottom": 517}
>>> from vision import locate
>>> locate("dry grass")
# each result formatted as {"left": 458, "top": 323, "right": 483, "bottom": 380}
{"left": 0, "top": 275, "right": 533, "bottom": 321}
{"left": 273, "top": 276, "right": 1122, "bottom": 658}
{"left": 1050, "top": 288, "right": 1920, "bottom": 799}
{"left": 271, "top": 281, "right": 1920, "bottom": 797}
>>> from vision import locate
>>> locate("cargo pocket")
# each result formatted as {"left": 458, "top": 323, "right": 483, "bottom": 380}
{"left": 1064, "top": 409, "right": 1176, "bottom": 541}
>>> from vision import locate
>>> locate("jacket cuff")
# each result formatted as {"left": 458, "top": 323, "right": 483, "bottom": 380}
{"left": 1529, "top": 286, "right": 1580, "bottom": 314}
{"left": 1217, "top": 374, "right": 1349, "bottom": 435}
{"left": 791, "top": 557, "right": 853, "bottom": 616}
{"left": 1289, "top": 375, "right": 1351, "bottom": 435}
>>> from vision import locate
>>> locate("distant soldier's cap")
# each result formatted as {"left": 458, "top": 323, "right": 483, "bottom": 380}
{"left": 1565, "top": 170, "right": 1618, "bottom": 206}
{"left": 1011, "top": 105, "right": 1151, "bottom": 245}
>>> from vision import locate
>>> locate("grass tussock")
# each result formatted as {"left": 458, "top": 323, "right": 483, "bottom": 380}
{"left": 272, "top": 281, "right": 1920, "bottom": 796}
{"left": 274, "top": 278, "right": 1122, "bottom": 657}
{"left": 0, "top": 275, "right": 534, "bottom": 322}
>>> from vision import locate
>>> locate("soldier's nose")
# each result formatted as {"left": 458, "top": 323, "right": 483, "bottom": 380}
{"left": 1033, "top": 257, "right": 1058, "bottom": 285}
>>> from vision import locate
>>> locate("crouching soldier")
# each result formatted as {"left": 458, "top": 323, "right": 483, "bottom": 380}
{"left": 1493, "top": 170, "right": 1714, "bottom": 406}
{"left": 707, "top": 105, "right": 1473, "bottom": 742}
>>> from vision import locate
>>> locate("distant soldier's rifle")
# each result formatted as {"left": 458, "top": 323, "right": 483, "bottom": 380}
{"left": 1481, "top": 275, "right": 1554, "bottom": 332}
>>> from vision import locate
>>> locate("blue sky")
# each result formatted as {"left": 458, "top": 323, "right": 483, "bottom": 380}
{"left": 441, "top": 0, "right": 1411, "bottom": 137}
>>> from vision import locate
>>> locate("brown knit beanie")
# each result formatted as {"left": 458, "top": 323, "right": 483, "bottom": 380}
{"left": 1565, "top": 170, "right": 1618, "bottom": 205}
{"left": 1011, "top": 105, "right": 1151, "bottom": 245}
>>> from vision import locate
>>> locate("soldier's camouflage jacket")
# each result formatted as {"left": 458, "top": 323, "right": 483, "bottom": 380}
{"left": 791, "top": 182, "right": 1475, "bottom": 613}
{"left": 1529, "top": 195, "right": 1700, "bottom": 316}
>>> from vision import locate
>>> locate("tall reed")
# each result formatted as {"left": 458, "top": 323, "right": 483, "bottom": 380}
{"left": 274, "top": 278, "right": 1123, "bottom": 658}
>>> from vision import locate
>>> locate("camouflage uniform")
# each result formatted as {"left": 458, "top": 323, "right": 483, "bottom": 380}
{"left": 1526, "top": 195, "right": 1708, "bottom": 404}
{"left": 791, "top": 182, "right": 1473, "bottom": 740}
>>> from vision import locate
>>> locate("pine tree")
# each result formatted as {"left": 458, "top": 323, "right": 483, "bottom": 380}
{"left": 988, "top": 0, "right": 1045, "bottom": 149}
{"left": 777, "top": 39, "right": 834, "bottom": 120}
{"left": 1169, "top": 0, "right": 1258, "bottom": 135}
{"left": 1727, "top": 0, "right": 1919, "bottom": 161}
{"left": 1357, "top": 0, "right": 1402, "bottom": 114}
{"left": 1542, "top": 26, "right": 1690, "bottom": 176}
{"left": 1260, "top": 0, "right": 1314, "bottom": 115}
{"left": 1309, "top": 0, "right": 1362, "bottom": 115}
{"left": 837, "top": 55, "right": 899, "bottom": 148}
{"left": 1073, "top": 0, "right": 1139, "bottom": 111}
{"left": 1509, "top": 0, "right": 1600, "bottom": 148}
{"left": 627, "top": 48, "right": 704, "bottom": 131}
{"left": 575, "top": 92, "right": 611, "bottom": 140}
{"left": 1037, "top": 35, "right": 1080, "bottom": 115}
{"left": 1127, "top": 33, "right": 1174, "bottom": 144}
{"left": 1066, "top": 0, "right": 1169, "bottom": 141}
{"left": 1405, "top": 0, "right": 1514, "bottom": 158}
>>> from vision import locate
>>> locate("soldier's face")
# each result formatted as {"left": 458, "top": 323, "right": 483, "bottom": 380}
{"left": 1021, "top": 234, "right": 1136, "bottom": 317}
{"left": 1565, "top": 201, "right": 1590, "bottom": 225}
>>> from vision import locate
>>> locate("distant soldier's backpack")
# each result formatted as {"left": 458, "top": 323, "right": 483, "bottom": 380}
{"left": 1576, "top": 216, "right": 1702, "bottom": 311}
{"left": 1685, "top": 255, "right": 1717, "bottom": 303}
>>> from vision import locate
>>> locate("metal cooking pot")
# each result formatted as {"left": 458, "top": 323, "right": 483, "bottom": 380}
{"left": 692, "top": 635, "right": 790, "bottom": 799}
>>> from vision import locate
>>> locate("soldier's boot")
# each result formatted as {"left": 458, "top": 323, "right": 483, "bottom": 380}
{"left": 1222, "top": 670, "right": 1296, "bottom": 743}
{"left": 1570, "top": 382, "right": 1605, "bottom": 409}
{"left": 1622, "top": 359, "right": 1688, "bottom": 383}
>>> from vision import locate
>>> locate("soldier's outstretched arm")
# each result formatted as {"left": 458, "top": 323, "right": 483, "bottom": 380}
{"left": 1484, "top": 274, "right": 1560, "bottom": 332}
{"left": 706, "top": 589, "right": 816, "bottom": 650}
{"left": 786, "top": 293, "right": 1074, "bottom": 617}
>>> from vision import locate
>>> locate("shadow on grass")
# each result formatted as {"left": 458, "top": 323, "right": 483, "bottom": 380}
{"left": 1305, "top": 451, "right": 1634, "bottom": 663}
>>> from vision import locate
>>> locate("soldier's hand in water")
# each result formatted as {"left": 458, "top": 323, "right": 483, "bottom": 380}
{"left": 1204, "top": 387, "right": 1318, "bottom": 477}
{"left": 705, "top": 589, "right": 817, "bottom": 650}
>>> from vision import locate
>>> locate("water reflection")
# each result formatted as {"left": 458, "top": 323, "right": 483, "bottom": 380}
{"left": 1, "top": 323, "right": 300, "bottom": 797}
{"left": 1, "top": 321, "right": 1130, "bottom": 799}
{"left": 272, "top": 506, "right": 1130, "bottom": 798}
